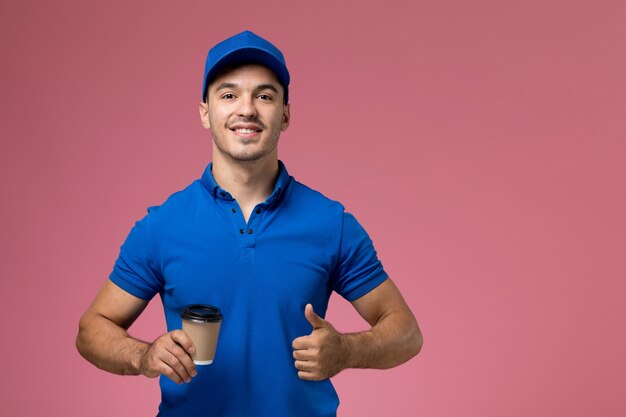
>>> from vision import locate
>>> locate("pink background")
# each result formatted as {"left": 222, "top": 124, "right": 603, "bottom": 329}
{"left": 1, "top": 0, "right": 625, "bottom": 416}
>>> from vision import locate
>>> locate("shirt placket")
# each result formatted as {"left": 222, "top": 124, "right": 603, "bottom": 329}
{"left": 217, "top": 189, "right": 264, "bottom": 249}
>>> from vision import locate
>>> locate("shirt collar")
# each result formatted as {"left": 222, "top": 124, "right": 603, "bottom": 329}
{"left": 200, "top": 160, "right": 291, "bottom": 204}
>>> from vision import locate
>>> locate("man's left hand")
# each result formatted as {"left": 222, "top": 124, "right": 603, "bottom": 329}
{"left": 292, "top": 304, "right": 348, "bottom": 381}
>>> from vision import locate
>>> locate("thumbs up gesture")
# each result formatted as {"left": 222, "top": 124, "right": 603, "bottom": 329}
{"left": 292, "top": 304, "right": 348, "bottom": 381}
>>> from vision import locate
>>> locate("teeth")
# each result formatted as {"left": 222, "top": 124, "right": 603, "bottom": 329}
{"left": 236, "top": 128, "right": 256, "bottom": 134}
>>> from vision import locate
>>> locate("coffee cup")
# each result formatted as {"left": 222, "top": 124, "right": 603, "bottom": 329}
{"left": 181, "top": 304, "right": 223, "bottom": 365}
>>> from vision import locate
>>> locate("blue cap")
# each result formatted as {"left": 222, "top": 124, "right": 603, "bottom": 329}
{"left": 202, "top": 31, "right": 290, "bottom": 103}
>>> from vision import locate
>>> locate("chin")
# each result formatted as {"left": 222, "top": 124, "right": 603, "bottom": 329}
{"left": 229, "top": 151, "right": 267, "bottom": 162}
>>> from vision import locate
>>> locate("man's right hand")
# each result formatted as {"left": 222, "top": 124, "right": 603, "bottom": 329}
{"left": 139, "top": 330, "right": 198, "bottom": 384}
{"left": 76, "top": 281, "right": 200, "bottom": 384}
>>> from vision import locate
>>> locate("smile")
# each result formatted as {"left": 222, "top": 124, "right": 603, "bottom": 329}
{"left": 234, "top": 128, "right": 258, "bottom": 134}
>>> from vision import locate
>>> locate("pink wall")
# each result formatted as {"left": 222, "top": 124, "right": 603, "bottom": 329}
{"left": 1, "top": 0, "right": 625, "bottom": 415}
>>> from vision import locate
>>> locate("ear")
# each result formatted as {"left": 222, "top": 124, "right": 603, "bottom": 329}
{"left": 199, "top": 102, "right": 211, "bottom": 129}
{"left": 281, "top": 103, "right": 290, "bottom": 131}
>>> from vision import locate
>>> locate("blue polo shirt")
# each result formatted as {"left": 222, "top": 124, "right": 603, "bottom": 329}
{"left": 110, "top": 161, "right": 388, "bottom": 417}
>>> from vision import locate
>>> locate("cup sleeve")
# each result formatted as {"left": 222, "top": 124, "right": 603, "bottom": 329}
{"left": 331, "top": 212, "right": 388, "bottom": 302}
{"left": 109, "top": 209, "right": 163, "bottom": 300}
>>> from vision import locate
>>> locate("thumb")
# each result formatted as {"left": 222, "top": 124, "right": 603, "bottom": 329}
{"left": 304, "top": 303, "right": 329, "bottom": 329}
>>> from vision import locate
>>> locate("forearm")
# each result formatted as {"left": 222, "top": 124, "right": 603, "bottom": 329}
{"left": 341, "top": 311, "right": 423, "bottom": 370}
{"left": 76, "top": 313, "right": 149, "bottom": 376}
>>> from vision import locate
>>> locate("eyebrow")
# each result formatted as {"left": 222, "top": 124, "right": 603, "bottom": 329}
{"left": 215, "top": 82, "right": 238, "bottom": 91}
{"left": 256, "top": 83, "right": 279, "bottom": 93}
{"left": 214, "top": 82, "right": 279, "bottom": 93}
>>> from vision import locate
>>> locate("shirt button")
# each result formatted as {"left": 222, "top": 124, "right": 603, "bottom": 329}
{"left": 255, "top": 208, "right": 261, "bottom": 214}
{"left": 232, "top": 208, "right": 237, "bottom": 213}
{"left": 248, "top": 229, "right": 253, "bottom": 234}
{"left": 239, "top": 229, "right": 244, "bottom": 234}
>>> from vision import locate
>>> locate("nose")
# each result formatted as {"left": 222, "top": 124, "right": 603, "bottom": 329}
{"left": 236, "top": 94, "right": 257, "bottom": 118}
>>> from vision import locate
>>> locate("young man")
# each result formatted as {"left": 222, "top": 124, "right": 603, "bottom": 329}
{"left": 76, "top": 30, "right": 423, "bottom": 417}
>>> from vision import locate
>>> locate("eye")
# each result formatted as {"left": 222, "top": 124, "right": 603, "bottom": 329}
{"left": 257, "top": 94, "right": 273, "bottom": 101}
{"left": 221, "top": 93, "right": 236, "bottom": 100}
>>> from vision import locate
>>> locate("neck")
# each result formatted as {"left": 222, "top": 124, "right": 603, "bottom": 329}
{"left": 211, "top": 151, "right": 279, "bottom": 211}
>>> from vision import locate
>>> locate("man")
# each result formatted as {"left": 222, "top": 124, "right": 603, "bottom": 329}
{"left": 76, "top": 30, "right": 423, "bottom": 417}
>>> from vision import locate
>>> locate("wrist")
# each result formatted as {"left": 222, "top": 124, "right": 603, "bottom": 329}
{"left": 129, "top": 339, "right": 151, "bottom": 376}
{"left": 340, "top": 331, "right": 374, "bottom": 370}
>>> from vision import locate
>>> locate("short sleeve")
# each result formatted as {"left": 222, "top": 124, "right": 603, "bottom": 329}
{"left": 109, "top": 208, "right": 163, "bottom": 300}
{"left": 331, "top": 212, "right": 388, "bottom": 301}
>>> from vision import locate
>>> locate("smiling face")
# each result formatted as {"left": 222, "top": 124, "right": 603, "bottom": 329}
{"left": 199, "top": 64, "right": 290, "bottom": 164}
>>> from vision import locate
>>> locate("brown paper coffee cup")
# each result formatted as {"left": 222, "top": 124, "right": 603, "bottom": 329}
{"left": 181, "top": 305, "right": 223, "bottom": 365}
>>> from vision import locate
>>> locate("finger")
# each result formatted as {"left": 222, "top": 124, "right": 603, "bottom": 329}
{"left": 163, "top": 349, "right": 192, "bottom": 383}
{"left": 304, "top": 304, "right": 328, "bottom": 329}
{"left": 297, "top": 370, "right": 319, "bottom": 381}
{"left": 292, "top": 336, "right": 312, "bottom": 350}
{"left": 168, "top": 333, "right": 197, "bottom": 378}
{"left": 163, "top": 346, "right": 194, "bottom": 383}
{"left": 172, "top": 344, "right": 198, "bottom": 378}
{"left": 158, "top": 360, "right": 184, "bottom": 384}
{"left": 293, "top": 349, "right": 315, "bottom": 361}
{"left": 294, "top": 360, "right": 315, "bottom": 372}
{"left": 171, "top": 329, "right": 196, "bottom": 354}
